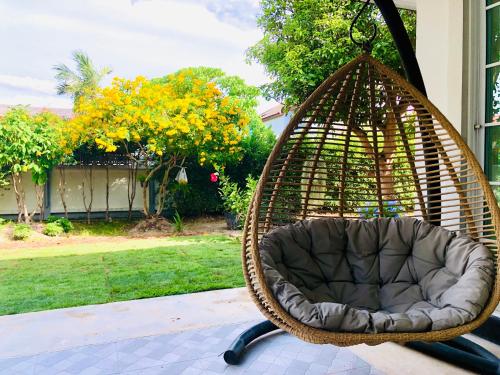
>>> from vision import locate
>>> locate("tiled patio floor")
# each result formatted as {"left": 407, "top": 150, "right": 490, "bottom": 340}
{"left": 0, "top": 321, "right": 382, "bottom": 375}
{"left": 0, "top": 288, "right": 496, "bottom": 374}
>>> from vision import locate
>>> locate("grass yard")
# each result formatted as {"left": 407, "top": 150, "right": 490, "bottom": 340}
{"left": 0, "top": 235, "right": 244, "bottom": 315}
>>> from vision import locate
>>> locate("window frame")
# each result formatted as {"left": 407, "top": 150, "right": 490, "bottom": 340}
{"left": 482, "top": 1, "right": 500, "bottom": 190}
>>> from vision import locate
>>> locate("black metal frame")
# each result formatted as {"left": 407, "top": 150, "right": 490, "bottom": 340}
{"left": 223, "top": 320, "right": 500, "bottom": 372}
{"left": 224, "top": 0, "right": 499, "bottom": 371}
{"left": 373, "top": 0, "right": 442, "bottom": 226}
{"left": 406, "top": 337, "right": 500, "bottom": 375}
{"left": 223, "top": 321, "right": 279, "bottom": 365}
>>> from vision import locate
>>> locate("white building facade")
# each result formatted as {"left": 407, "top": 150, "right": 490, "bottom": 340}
{"left": 414, "top": 0, "right": 499, "bottom": 201}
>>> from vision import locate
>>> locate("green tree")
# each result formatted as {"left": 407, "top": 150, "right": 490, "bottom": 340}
{"left": 247, "top": 0, "right": 416, "bottom": 106}
{"left": 156, "top": 67, "right": 260, "bottom": 108}
{"left": 54, "top": 50, "right": 112, "bottom": 104}
{"left": 0, "top": 107, "right": 66, "bottom": 223}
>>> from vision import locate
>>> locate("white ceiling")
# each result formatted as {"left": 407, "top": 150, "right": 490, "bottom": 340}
{"left": 363, "top": 0, "right": 417, "bottom": 11}
{"left": 393, "top": 0, "right": 417, "bottom": 11}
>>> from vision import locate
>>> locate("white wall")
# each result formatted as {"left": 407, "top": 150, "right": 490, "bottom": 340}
{"left": 0, "top": 173, "right": 39, "bottom": 215}
{"left": 50, "top": 167, "right": 144, "bottom": 213}
{"left": 0, "top": 167, "right": 145, "bottom": 216}
{"left": 416, "top": 0, "right": 464, "bottom": 133}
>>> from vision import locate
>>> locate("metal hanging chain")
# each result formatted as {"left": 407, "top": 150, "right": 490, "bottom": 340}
{"left": 349, "top": 0, "right": 378, "bottom": 52}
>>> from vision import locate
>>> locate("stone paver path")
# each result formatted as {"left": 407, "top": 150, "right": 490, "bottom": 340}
{"left": 0, "top": 321, "right": 383, "bottom": 375}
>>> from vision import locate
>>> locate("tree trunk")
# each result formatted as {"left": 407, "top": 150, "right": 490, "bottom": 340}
{"left": 58, "top": 167, "right": 68, "bottom": 218}
{"left": 12, "top": 174, "right": 21, "bottom": 223}
{"left": 155, "top": 166, "right": 172, "bottom": 217}
{"left": 139, "top": 158, "right": 176, "bottom": 218}
{"left": 82, "top": 166, "right": 94, "bottom": 224}
{"left": 35, "top": 184, "right": 45, "bottom": 222}
{"left": 142, "top": 181, "right": 150, "bottom": 218}
{"left": 12, "top": 173, "right": 28, "bottom": 223}
{"left": 127, "top": 162, "right": 138, "bottom": 220}
{"left": 352, "top": 122, "right": 397, "bottom": 201}
{"left": 105, "top": 166, "right": 110, "bottom": 222}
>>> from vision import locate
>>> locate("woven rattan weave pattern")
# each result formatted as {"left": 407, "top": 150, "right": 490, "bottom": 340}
{"left": 242, "top": 53, "right": 500, "bottom": 346}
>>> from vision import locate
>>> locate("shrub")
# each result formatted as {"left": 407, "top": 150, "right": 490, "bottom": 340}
{"left": 46, "top": 215, "right": 59, "bottom": 223}
{"left": 219, "top": 174, "right": 258, "bottom": 228}
{"left": 172, "top": 211, "right": 184, "bottom": 233}
{"left": 0, "top": 217, "right": 8, "bottom": 226}
{"left": 13, "top": 224, "right": 32, "bottom": 240}
{"left": 225, "top": 119, "right": 276, "bottom": 186}
{"left": 219, "top": 177, "right": 242, "bottom": 214}
{"left": 166, "top": 160, "right": 222, "bottom": 217}
{"left": 56, "top": 218, "right": 74, "bottom": 233}
{"left": 46, "top": 216, "right": 73, "bottom": 233}
{"left": 43, "top": 222, "right": 64, "bottom": 237}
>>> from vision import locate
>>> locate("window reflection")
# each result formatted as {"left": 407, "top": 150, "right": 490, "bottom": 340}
{"left": 486, "top": 67, "right": 500, "bottom": 124}
{"left": 486, "top": 5, "right": 500, "bottom": 64}
{"left": 486, "top": 127, "right": 500, "bottom": 183}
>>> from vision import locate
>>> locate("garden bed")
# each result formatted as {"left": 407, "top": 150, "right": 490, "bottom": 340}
{"left": 0, "top": 216, "right": 240, "bottom": 250}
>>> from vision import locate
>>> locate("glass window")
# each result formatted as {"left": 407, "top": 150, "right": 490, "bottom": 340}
{"left": 486, "top": 5, "right": 500, "bottom": 64}
{"left": 485, "top": 2, "right": 500, "bottom": 203}
{"left": 493, "top": 185, "right": 500, "bottom": 201}
{"left": 486, "top": 66, "right": 500, "bottom": 124}
{"left": 486, "top": 127, "right": 500, "bottom": 181}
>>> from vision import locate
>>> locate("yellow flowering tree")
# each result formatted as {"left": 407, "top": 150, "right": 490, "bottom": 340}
{"left": 71, "top": 69, "right": 250, "bottom": 217}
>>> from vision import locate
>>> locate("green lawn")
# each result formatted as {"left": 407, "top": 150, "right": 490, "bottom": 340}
{"left": 0, "top": 235, "right": 244, "bottom": 315}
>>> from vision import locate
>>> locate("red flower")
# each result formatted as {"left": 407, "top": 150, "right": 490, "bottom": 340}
{"left": 210, "top": 173, "right": 218, "bottom": 183}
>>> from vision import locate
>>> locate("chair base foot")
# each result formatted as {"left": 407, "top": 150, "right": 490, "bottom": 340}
{"left": 223, "top": 320, "right": 279, "bottom": 365}
{"left": 473, "top": 316, "right": 500, "bottom": 345}
{"left": 406, "top": 336, "right": 499, "bottom": 375}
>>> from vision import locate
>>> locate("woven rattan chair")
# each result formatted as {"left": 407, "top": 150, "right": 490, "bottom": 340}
{"left": 242, "top": 53, "right": 500, "bottom": 347}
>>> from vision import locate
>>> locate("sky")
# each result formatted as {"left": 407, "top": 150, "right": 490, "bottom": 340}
{"left": 0, "top": 0, "right": 277, "bottom": 112}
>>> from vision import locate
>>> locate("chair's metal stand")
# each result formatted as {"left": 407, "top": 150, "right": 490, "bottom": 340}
{"left": 406, "top": 329, "right": 500, "bottom": 375}
{"left": 223, "top": 320, "right": 278, "bottom": 365}
{"left": 472, "top": 315, "right": 500, "bottom": 345}
{"left": 223, "top": 318, "right": 500, "bottom": 374}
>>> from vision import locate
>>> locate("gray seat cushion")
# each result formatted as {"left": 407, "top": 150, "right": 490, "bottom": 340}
{"left": 260, "top": 217, "right": 494, "bottom": 333}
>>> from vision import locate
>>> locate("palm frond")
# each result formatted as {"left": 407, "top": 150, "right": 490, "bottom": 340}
{"left": 54, "top": 50, "right": 112, "bottom": 100}
{"left": 53, "top": 63, "right": 80, "bottom": 96}
{"left": 53, "top": 63, "right": 77, "bottom": 80}
{"left": 55, "top": 82, "right": 71, "bottom": 96}
{"left": 73, "top": 50, "right": 97, "bottom": 83}
{"left": 99, "top": 66, "right": 113, "bottom": 79}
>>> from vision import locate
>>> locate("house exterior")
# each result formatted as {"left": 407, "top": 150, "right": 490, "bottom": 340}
{"left": 260, "top": 104, "right": 293, "bottom": 136}
{"left": 0, "top": 104, "right": 73, "bottom": 119}
{"left": 261, "top": 0, "right": 500, "bottom": 204}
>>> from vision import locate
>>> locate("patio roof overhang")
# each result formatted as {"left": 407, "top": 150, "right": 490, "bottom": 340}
{"left": 360, "top": 0, "right": 416, "bottom": 11}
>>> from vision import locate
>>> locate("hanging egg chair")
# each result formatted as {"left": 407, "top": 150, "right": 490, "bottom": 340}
{"left": 242, "top": 51, "right": 499, "bottom": 347}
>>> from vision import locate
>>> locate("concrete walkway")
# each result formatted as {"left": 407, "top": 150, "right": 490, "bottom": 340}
{"left": 0, "top": 288, "right": 259, "bottom": 359}
{"left": 0, "top": 288, "right": 498, "bottom": 374}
